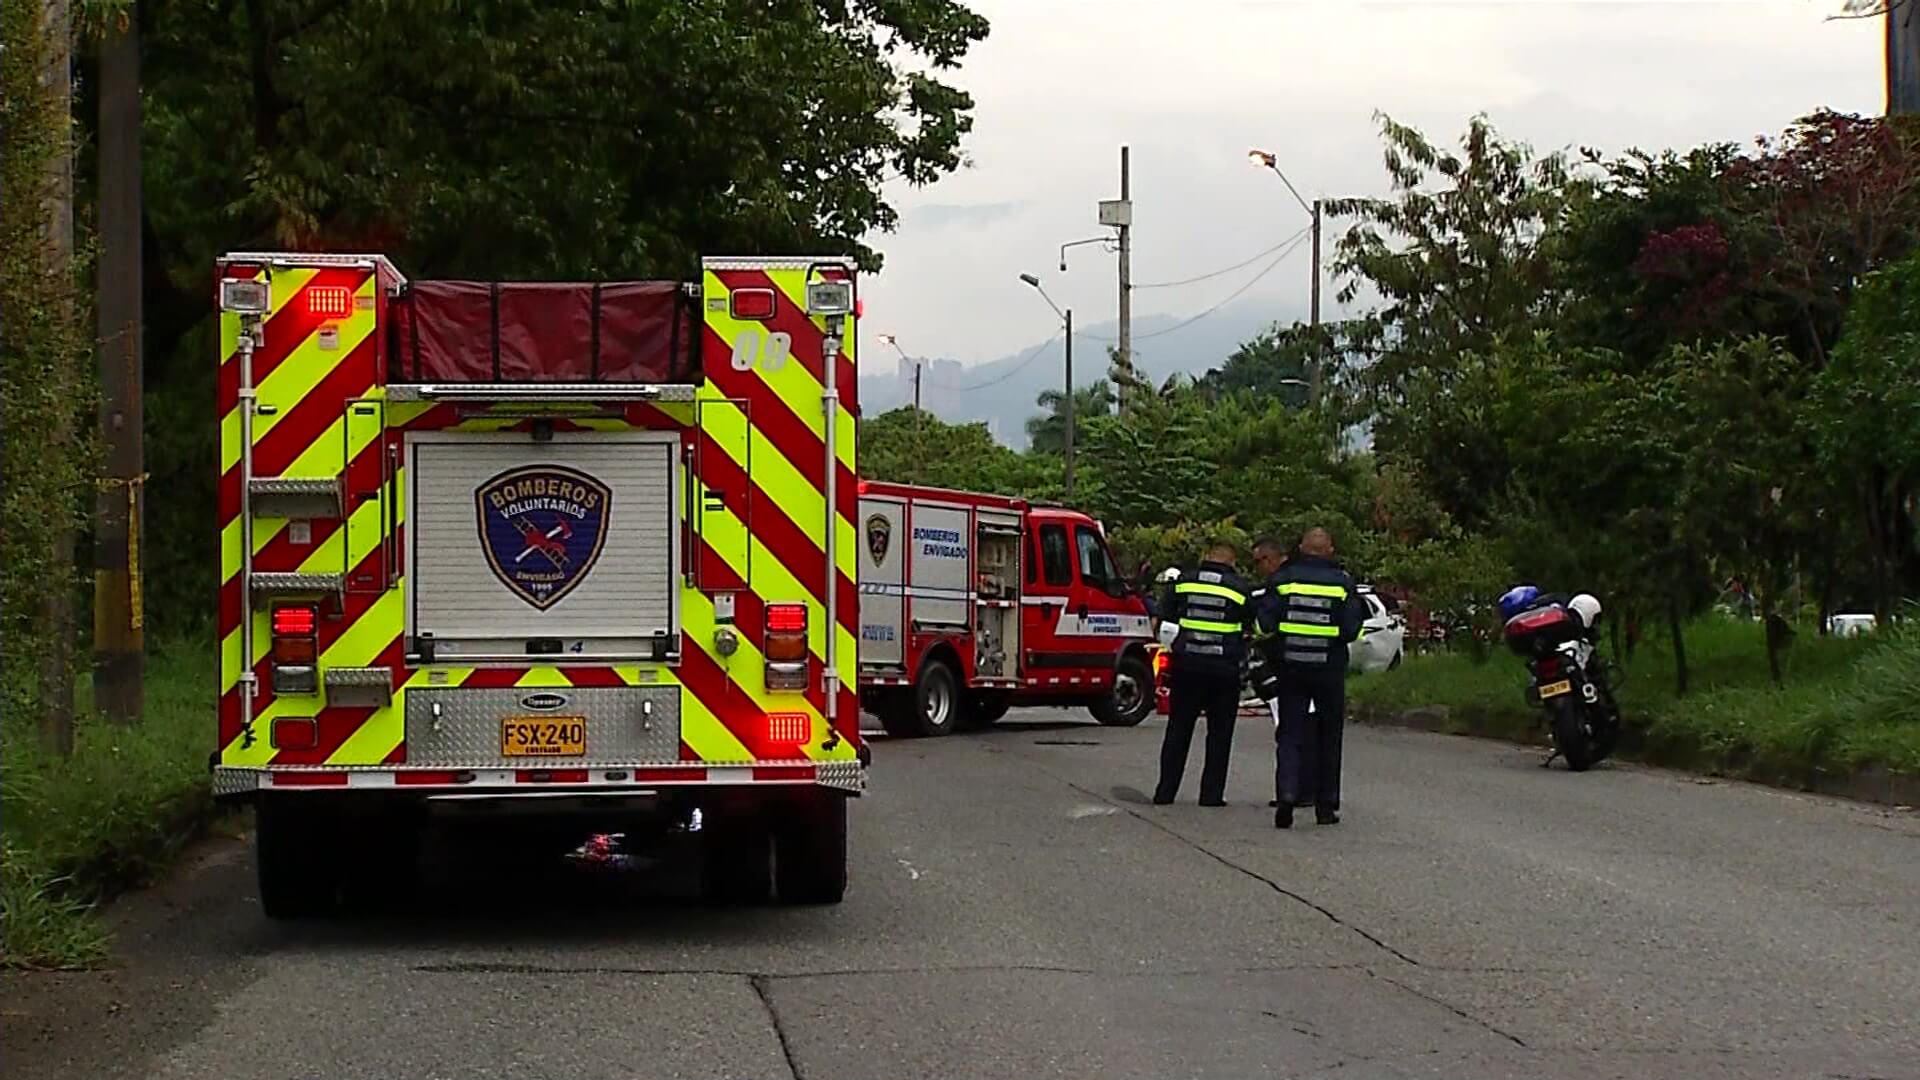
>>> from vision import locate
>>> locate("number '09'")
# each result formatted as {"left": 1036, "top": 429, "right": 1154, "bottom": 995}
{"left": 730, "top": 329, "right": 792, "bottom": 373}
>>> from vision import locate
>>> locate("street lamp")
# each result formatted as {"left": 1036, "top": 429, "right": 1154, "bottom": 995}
{"left": 876, "top": 333, "right": 924, "bottom": 480}
{"left": 1248, "top": 147, "right": 1324, "bottom": 406}
{"left": 1018, "top": 273, "right": 1075, "bottom": 498}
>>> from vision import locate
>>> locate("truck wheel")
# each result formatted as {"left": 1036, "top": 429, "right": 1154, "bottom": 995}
{"left": 1092, "top": 654, "right": 1154, "bottom": 727}
{"left": 255, "top": 800, "right": 341, "bottom": 919}
{"left": 702, "top": 815, "right": 774, "bottom": 905}
{"left": 900, "top": 659, "right": 960, "bottom": 737}
{"left": 962, "top": 692, "right": 1011, "bottom": 728}
{"left": 774, "top": 794, "right": 848, "bottom": 905}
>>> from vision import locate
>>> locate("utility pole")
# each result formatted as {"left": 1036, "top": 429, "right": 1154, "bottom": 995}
{"left": 1308, "top": 197, "right": 1322, "bottom": 407}
{"left": 96, "top": 0, "right": 145, "bottom": 724}
{"left": 39, "top": 0, "right": 77, "bottom": 753}
{"left": 1116, "top": 145, "right": 1132, "bottom": 411}
{"left": 1889, "top": 0, "right": 1920, "bottom": 115}
{"left": 1064, "top": 308, "right": 1075, "bottom": 498}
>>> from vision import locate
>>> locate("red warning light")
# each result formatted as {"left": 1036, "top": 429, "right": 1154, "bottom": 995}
{"left": 306, "top": 285, "right": 353, "bottom": 320}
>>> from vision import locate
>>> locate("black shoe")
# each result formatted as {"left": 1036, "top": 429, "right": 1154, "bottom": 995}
{"left": 1275, "top": 805, "right": 1294, "bottom": 829}
{"left": 1268, "top": 798, "right": 1279, "bottom": 808}
{"left": 1199, "top": 798, "right": 1226, "bottom": 807}
{"left": 1316, "top": 809, "right": 1340, "bottom": 826}
{"left": 1151, "top": 794, "right": 1174, "bottom": 806}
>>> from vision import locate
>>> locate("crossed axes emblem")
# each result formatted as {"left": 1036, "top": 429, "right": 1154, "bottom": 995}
{"left": 513, "top": 516, "right": 573, "bottom": 568}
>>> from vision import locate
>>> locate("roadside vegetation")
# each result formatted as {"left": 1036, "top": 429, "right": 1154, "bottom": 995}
{"left": 1, "top": 642, "right": 214, "bottom": 968}
{"left": 1348, "top": 618, "right": 1920, "bottom": 781}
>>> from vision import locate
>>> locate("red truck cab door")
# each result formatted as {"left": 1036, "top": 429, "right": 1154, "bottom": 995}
{"left": 1020, "top": 515, "right": 1151, "bottom": 694}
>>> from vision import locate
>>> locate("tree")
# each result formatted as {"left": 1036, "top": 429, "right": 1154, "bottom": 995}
{"left": 1198, "top": 322, "right": 1315, "bottom": 403}
{"left": 1812, "top": 251, "right": 1920, "bottom": 619}
{"left": 1025, "top": 381, "right": 1114, "bottom": 456}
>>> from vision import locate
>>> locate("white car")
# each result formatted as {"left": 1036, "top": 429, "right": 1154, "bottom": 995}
{"left": 1348, "top": 587, "right": 1406, "bottom": 674}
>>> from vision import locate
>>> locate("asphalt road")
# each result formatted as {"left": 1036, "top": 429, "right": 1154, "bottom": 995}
{"left": 6, "top": 710, "right": 1919, "bottom": 1080}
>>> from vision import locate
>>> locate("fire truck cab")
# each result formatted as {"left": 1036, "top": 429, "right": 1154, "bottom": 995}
{"left": 856, "top": 482, "right": 1155, "bottom": 736}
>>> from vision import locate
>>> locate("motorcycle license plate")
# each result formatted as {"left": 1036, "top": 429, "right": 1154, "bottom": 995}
{"left": 501, "top": 716, "right": 586, "bottom": 757}
{"left": 1538, "top": 679, "right": 1573, "bottom": 699}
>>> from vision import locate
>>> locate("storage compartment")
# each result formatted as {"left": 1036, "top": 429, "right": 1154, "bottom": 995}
{"left": 407, "top": 431, "right": 680, "bottom": 663}
{"left": 389, "top": 280, "right": 700, "bottom": 383}
{"left": 975, "top": 521, "right": 1020, "bottom": 601}
{"left": 1503, "top": 604, "right": 1577, "bottom": 657}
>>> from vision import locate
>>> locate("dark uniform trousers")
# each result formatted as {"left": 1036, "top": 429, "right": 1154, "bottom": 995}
{"left": 1156, "top": 669, "right": 1239, "bottom": 804}
{"left": 1275, "top": 670, "right": 1345, "bottom": 812}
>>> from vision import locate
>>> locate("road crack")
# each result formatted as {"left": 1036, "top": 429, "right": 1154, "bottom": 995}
{"left": 749, "top": 973, "right": 804, "bottom": 1080}
{"left": 1370, "top": 970, "right": 1528, "bottom": 1048}
{"left": 1061, "top": 779, "right": 1423, "bottom": 967}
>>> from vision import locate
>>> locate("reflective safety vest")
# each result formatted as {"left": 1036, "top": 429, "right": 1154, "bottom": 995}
{"left": 1167, "top": 562, "right": 1253, "bottom": 675}
{"left": 1252, "top": 556, "right": 1363, "bottom": 672}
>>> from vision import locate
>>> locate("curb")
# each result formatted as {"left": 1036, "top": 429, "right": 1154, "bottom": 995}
{"left": 1350, "top": 703, "right": 1920, "bottom": 808}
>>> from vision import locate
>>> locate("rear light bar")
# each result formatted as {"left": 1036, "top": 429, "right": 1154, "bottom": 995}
{"left": 271, "top": 603, "right": 319, "bottom": 694}
{"left": 765, "top": 603, "right": 809, "bottom": 690}
{"left": 729, "top": 288, "right": 776, "bottom": 320}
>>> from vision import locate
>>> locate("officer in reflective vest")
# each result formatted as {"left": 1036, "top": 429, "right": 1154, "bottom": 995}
{"left": 1256, "top": 528, "right": 1366, "bottom": 828}
{"left": 1153, "top": 543, "right": 1254, "bottom": 806}
{"left": 1248, "top": 536, "right": 1314, "bottom": 811}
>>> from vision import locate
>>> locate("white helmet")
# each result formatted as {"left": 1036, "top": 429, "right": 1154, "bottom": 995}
{"left": 1157, "top": 566, "right": 1181, "bottom": 584}
{"left": 1569, "top": 593, "right": 1602, "bottom": 628}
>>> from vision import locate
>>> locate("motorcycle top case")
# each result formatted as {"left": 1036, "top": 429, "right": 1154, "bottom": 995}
{"left": 1502, "top": 605, "right": 1579, "bottom": 657}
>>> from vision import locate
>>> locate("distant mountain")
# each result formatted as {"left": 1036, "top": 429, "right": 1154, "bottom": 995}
{"left": 860, "top": 299, "right": 1305, "bottom": 448}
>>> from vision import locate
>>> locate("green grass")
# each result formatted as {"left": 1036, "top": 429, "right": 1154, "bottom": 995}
{"left": 1350, "top": 616, "right": 1920, "bottom": 778}
{"left": 1, "top": 639, "right": 215, "bottom": 969}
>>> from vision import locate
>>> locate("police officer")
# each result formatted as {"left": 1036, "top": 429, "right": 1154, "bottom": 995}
{"left": 1248, "top": 536, "right": 1315, "bottom": 811}
{"left": 1152, "top": 543, "right": 1254, "bottom": 807}
{"left": 1258, "top": 528, "right": 1366, "bottom": 828}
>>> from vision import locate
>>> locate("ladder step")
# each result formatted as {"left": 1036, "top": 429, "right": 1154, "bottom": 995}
{"left": 249, "top": 477, "right": 343, "bottom": 519}
{"left": 250, "top": 572, "right": 344, "bottom": 599}
{"left": 324, "top": 666, "right": 394, "bottom": 705}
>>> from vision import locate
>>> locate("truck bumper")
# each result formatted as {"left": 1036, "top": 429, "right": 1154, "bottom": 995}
{"left": 213, "top": 760, "right": 867, "bottom": 799}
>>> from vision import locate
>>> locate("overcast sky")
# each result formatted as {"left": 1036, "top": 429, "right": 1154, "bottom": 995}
{"left": 857, "top": 0, "right": 1882, "bottom": 367}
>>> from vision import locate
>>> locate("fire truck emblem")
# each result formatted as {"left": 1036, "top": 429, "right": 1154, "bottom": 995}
{"left": 866, "top": 514, "right": 891, "bottom": 566}
{"left": 475, "top": 465, "right": 613, "bottom": 610}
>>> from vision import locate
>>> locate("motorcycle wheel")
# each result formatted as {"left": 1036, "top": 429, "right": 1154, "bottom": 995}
{"left": 1548, "top": 697, "right": 1595, "bottom": 772}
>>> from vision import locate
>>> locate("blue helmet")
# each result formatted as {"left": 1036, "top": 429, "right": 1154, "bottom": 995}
{"left": 1497, "top": 584, "right": 1541, "bottom": 621}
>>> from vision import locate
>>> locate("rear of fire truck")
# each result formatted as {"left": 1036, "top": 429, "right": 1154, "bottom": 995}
{"left": 213, "top": 253, "right": 866, "bottom": 916}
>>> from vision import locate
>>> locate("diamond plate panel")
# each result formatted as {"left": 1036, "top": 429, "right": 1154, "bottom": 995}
{"left": 404, "top": 685, "right": 682, "bottom": 767}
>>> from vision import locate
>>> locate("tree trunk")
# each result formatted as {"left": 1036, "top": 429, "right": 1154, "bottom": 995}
{"left": 37, "top": 0, "right": 77, "bottom": 755}
{"left": 1760, "top": 588, "right": 1784, "bottom": 687}
{"left": 1668, "top": 600, "right": 1689, "bottom": 698}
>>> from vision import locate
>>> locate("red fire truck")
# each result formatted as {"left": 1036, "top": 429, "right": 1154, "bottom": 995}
{"left": 855, "top": 482, "right": 1156, "bottom": 736}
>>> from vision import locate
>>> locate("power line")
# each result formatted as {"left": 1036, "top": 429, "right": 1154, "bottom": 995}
{"left": 1086, "top": 230, "right": 1314, "bottom": 344}
{"left": 923, "top": 330, "right": 1063, "bottom": 393}
{"left": 1131, "top": 226, "right": 1313, "bottom": 290}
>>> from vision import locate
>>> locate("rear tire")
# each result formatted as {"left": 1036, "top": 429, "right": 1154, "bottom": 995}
{"left": 1092, "top": 654, "right": 1153, "bottom": 727}
{"left": 1549, "top": 698, "right": 1594, "bottom": 772}
{"left": 774, "top": 794, "right": 848, "bottom": 905}
{"left": 895, "top": 659, "right": 960, "bottom": 738}
{"left": 255, "top": 800, "right": 341, "bottom": 919}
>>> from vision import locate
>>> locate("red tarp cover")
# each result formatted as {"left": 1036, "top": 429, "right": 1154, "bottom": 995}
{"left": 389, "top": 280, "right": 697, "bottom": 383}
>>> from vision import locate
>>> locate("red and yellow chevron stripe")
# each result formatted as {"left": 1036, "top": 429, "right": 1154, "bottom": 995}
{"left": 215, "top": 255, "right": 864, "bottom": 785}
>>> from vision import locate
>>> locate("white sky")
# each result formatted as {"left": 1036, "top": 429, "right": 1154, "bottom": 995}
{"left": 858, "top": 0, "right": 1883, "bottom": 366}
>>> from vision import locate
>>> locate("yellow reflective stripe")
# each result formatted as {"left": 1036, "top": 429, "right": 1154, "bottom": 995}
{"left": 1276, "top": 582, "right": 1348, "bottom": 599}
{"left": 1179, "top": 618, "right": 1243, "bottom": 634}
{"left": 1278, "top": 622, "right": 1340, "bottom": 638}
{"left": 1175, "top": 581, "right": 1248, "bottom": 604}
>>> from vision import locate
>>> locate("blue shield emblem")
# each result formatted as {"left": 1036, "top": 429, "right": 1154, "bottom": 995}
{"left": 475, "top": 465, "right": 613, "bottom": 610}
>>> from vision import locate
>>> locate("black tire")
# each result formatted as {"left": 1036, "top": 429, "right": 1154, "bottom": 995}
{"left": 875, "top": 688, "right": 918, "bottom": 737}
{"left": 774, "top": 794, "right": 848, "bottom": 905}
{"left": 702, "top": 816, "right": 774, "bottom": 905}
{"left": 1548, "top": 698, "right": 1594, "bottom": 772}
{"left": 255, "top": 800, "right": 341, "bottom": 919}
{"left": 962, "top": 692, "right": 1012, "bottom": 728}
{"left": 1092, "top": 654, "right": 1153, "bottom": 727}
{"left": 898, "top": 659, "right": 961, "bottom": 738}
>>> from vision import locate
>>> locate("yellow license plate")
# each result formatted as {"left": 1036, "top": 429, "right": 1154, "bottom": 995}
{"left": 501, "top": 716, "right": 586, "bottom": 757}
{"left": 1538, "top": 679, "right": 1572, "bottom": 699}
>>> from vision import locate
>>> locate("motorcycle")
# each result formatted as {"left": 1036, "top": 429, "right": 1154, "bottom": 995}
{"left": 1502, "top": 602, "right": 1620, "bottom": 771}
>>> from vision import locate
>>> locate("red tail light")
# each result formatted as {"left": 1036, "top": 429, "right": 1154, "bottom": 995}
{"left": 1536, "top": 657, "right": 1561, "bottom": 679}
{"left": 766, "top": 604, "right": 807, "bottom": 633}
{"left": 766, "top": 712, "right": 809, "bottom": 748}
{"left": 764, "top": 603, "right": 809, "bottom": 686}
{"left": 271, "top": 604, "right": 319, "bottom": 665}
